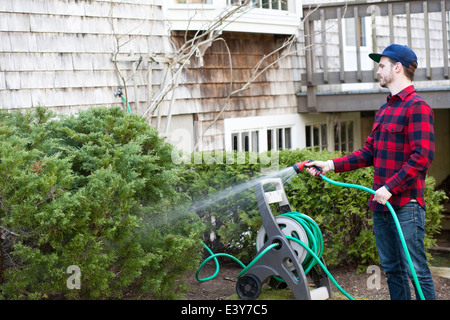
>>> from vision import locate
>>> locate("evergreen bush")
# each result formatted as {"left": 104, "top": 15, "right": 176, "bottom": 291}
{"left": 0, "top": 107, "right": 204, "bottom": 299}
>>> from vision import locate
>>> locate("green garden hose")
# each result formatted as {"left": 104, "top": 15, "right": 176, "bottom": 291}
{"left": 320, "top": 175, "right": 425, "bottom": 300}
{"left": 293, "top": 160, "right": 425, "bottom": 300}
{"left": 120, "top": 96, "right": 132, "bottom": 114}
{"left": 196, "top": 242, "right": 279, "bottom": 282}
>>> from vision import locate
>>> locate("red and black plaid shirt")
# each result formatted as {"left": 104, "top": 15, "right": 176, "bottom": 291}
{"left": 333, "top": 85, "right": 435, "bottom": 212}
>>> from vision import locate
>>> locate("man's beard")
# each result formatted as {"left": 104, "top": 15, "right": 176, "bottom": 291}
{"left": 380, "top": 71, "right": 393, "bottom": 88}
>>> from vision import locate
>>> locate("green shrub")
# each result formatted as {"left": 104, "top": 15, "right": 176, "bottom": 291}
{"left": 0, "top": 107, "right": 204, "bottom": 299}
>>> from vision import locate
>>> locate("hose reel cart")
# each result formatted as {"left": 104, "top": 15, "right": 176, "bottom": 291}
{"left": 236, "top": 178, "right": 333, "bottom": 300}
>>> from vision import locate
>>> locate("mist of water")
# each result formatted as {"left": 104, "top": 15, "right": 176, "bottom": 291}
{"left": 143, "top": 166, "right": 300, "bottom": 229}
{"left": 189, "top": 166, "right": 298, "bottom": 213}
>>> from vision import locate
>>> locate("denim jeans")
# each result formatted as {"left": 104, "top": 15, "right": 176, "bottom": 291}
{"left": 373, "top": 202, "right": 436, "bottom": 300}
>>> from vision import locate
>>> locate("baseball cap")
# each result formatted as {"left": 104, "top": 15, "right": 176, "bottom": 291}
{"left": 369, "top": 44, "right": 418, "bottom": 71}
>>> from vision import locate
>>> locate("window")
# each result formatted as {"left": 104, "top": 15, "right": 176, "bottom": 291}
{"left": 345, "top": 17, "right": 367, "bottom": 47}
{"left": 267, "top": 127, "right": 291, "bottom": 151}
{"left": 167, "top": 0, "right": 301, "bottom": 34}
{"left": 305, "top": 124, "right": 327, "bottom": 151}
{"left": 334, "top": 121, "right": 354, "bottom": 152}
{"left": 224, "top": 114, "right": 299, "bottom": 153}
{"left": 230, "top": 127, "right": 291, "bottom": 153}
{"left": 232, "top": 130, "right": 259, "bottom": 152}
{"left": 174, "top": 0, "right": 212, "bottom": 3}
{"left": 342, "top": 16, "right": 373, "bottom": 75}
{"left": 228, "top": 0, "right": 288, "bottom": 11}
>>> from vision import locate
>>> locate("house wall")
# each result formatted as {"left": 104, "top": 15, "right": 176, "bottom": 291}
{"left": 0, "top": 0, "right": 170, "bottom": 116}
{"left": 0, "top": 0, "right": 306, "bottom": 154}
{"left": 169, "top": 31, "right": 301, "bottom": 151}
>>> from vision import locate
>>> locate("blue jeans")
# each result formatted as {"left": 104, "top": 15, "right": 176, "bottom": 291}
{"left": 373, "top": 202, "right": 435, "bottom": 300}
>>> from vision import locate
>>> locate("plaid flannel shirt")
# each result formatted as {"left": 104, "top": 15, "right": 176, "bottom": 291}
{"left": 333, "top": 85, "right": 435, "bottom": 212}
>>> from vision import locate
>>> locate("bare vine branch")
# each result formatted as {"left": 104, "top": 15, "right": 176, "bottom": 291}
{"left": 109, "top": 0, "right": 154, "bottom": 114}
{"left": 193, "top": 3, "right": 325, "bottom": 151}
{"left": 142, "top": 1, "right": 253, "bottom": 119}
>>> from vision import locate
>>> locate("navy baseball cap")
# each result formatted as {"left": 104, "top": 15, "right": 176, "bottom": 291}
{"left": 369, "top": 44, "right": 418, "bottom": 71}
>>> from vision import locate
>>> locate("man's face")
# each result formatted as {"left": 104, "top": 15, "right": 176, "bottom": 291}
{"left": 376, "top": 56, "right": 396, "bottom": 88}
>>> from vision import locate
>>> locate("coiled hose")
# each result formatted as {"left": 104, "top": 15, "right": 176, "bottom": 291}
{"left": 196, "top": 211, "right": 356, "bottom": 300}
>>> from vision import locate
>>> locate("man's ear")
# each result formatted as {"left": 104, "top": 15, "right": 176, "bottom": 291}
{"left": 394, "top": 62, "right": 403, "bottom": 73}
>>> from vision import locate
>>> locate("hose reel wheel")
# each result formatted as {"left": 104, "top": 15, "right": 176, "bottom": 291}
{"left": 236, "top": 274, "right": 262, "bottom": 300}
{"left": 256, "top": 216, "right": 308, "bottom": 269}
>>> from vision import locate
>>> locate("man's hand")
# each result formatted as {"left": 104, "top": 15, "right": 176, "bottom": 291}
{"left": 304, "top": 161, "right": 330, "bottom": 176}
{"left": 373, "top": 186, "right": 392, "bottom": 205}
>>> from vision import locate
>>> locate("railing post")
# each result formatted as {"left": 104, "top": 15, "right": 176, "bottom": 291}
{"left": 304, "top": 15, "right": 317, "bottom": 112}
{"left": 337, "top": 7, "right": 345, "bottom": 82}
{"left": 354, "top": 6, "right": 362, "bottom": 82}
{"left": 388, "top": 3, "right": 394, "bottom": 44}
{"left": 406, "top": 2, "right": 412, "bottom": 48}
{"left": 442, "top": 0, "right": 449, "bottom": 78}
{"left": 320, "top": 9, "right": 329, "bottom": 84}
{"left": 370, "top": 5, "right": 378, "bottom": 81}
{"left": 424, "top": 1, "right": 431, "bottom": 79}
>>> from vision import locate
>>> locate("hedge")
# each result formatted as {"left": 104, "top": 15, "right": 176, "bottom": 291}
{"left": 0, "top": 107, "right": 204, "bottom": 299}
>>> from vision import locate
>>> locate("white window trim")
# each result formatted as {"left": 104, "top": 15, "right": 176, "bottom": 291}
{"left": 305, "top": 122, "right": 328, "bottom": 151}
{"left": 302, "top": 112, "right": 361, "bottom": 152}
{"left": 164, "top": 0, "right": 303, "bottom": 35}
{"left": 333, "top": 120, "right": 355, "bottom": 152}
{"left": 231, "top": 130, "right": 259, "bottom": 152}
{"left": 224, "top": 113, "right": 361, "bottom": 153}
{"left": 267, "top": 127, "right": 292, "bottom": 151}
{"left": 224, "top": 114, "right": 301, "bottom": 152}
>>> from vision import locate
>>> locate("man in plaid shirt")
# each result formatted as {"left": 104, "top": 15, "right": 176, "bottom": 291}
{"left": 306, "top": 44, "right": 435, "bottom": 300}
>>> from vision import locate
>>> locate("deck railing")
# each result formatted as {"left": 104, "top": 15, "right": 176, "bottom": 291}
{"left": 301, "top": 0, "right": 450, "bottom": 111}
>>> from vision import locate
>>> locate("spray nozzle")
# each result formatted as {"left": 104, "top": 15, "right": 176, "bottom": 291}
{"left": 292, "top": 160, "right": 309, "bottom": 174}
{"left": 292, "top": 160, "right": 323, "bottom": 177}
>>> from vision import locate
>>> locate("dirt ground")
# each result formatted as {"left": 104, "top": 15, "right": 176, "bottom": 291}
{"left": 185, "top": 261, "right": 450, "bottom": 300}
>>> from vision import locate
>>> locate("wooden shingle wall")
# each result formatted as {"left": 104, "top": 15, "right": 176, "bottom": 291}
{"left": 170, "top": 31, "right": 302, "bottom": 151}
{"left": 0, "top": 0, "right": 305, "bottom": 152}
{"left": 0, "top": 0, "right": 170, "bottom": 115}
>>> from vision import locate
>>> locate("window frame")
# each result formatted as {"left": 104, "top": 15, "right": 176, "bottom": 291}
{"left": 224, "top": 114, "right": 300, "bottom": 153}
{"left": 333, "top": 120, "right": 354, "bottom": 152}
{"left": 303, "top": 112, "right": 360, "bottom": 153}
{"left": 231, "top": 130, "right": 260, "bottom": 152}
{"left": 164, "top": 0, "right": 303, "bottom": 35}
{"left": 305, "top": 123, "right": 328, "bottom": 151}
